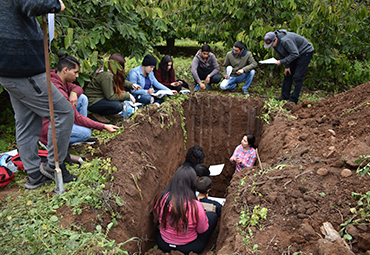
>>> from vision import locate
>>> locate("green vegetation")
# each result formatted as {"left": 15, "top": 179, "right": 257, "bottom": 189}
{"left": 0, "top": 158, "right": 135, "bottom": 254}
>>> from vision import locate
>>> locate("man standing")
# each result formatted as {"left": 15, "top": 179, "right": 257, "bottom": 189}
{"left": 39, "top": 54, "right": 118, "bottom": 147}
{"left": 191, "top": 44, "right": 221, "bottom": 91}
{"left": 0, "top": 0, "right": 76, "bottom": 189}
{"left": 220, "top": 41, "right": 257, "bottom": 95}
{"left": 263, "top": 30, "right": 314, "bottom": 104}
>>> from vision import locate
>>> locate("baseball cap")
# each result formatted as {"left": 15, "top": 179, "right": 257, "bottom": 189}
{"left": 264, "top": 32, "right": 276, "bottom": 48}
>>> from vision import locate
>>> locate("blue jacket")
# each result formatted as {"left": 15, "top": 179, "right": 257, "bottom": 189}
{"left": 0, "top": 0, "right": 62, "bottom": 77}
{"left": 126, "top": 65, "right": 170, "bottom": 96}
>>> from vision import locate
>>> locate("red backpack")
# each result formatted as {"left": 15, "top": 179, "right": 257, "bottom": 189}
{"left": 11, "top": 150, "right": 48, "bottom": 171}
{"left": 0, "top": 165, "right": 15, "bottom": 187}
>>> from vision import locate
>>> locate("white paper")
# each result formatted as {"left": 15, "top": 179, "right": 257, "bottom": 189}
{"left": 259, "top": 58, "right": 277, "bottom": 64}
{"left": 226, "top": 66, "right": 232, "bottom": 76}
{"left": 151, "top": 90, "right": 174, "bottom": 98}
{"left": 179, "top": 89, "right": 190, "bottom": 94}
{"left": 48, "top": 13, "right": 55, "bottom": 49}
{"left": 209, "top": 163, "right": 224, "bottom": 176}
{"left": 208, "top": 196, "right": 226, "bottom": 205}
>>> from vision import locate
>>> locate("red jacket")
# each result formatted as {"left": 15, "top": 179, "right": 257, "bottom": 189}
{"left": 154, "top": 68, "right": 176, "bottom": 88}
{"left": 39, "top": 70, "right": 104, "bottom": 144}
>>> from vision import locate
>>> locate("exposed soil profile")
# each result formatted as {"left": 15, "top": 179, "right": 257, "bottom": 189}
{"left": 2, "top": 82, "right": 370, "bottom": 254}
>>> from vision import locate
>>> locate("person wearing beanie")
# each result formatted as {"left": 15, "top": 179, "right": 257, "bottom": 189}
{"left": 220, "top": 41, "right": 257, "bottom": 95}
{"left": 263, "top": 30, "right": 314, "bottom": 104}
{"left": 127, "top": 55, "right": 177, "bottom": 106}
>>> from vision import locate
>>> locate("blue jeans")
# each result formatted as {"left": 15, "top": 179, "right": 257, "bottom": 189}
{"left": 220, "top": 69, "right": 255, "bottom": 91}
{"left": 281, "top": 51, "right": 313, "bottom": 104}
{"left": 134, "top": 94, "right": 164, "bottom": 105}
{"left": 88, "top": 98, "right": 123, "bottom": 116}
{"left": 70, "top": 94, "right": 92, "bottom": 144}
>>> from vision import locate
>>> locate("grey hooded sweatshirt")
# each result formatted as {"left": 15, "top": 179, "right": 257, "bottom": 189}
{"left": 273, "top": 29, "right": 314, "bottom": 68}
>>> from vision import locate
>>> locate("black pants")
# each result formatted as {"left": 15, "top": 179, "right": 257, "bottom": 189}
{"left": 196, "top": 66, "right": 221, "bottom": 85}
{"left": 281, "top": 51, "right": 313, "bottom": 104}
{"left": 157, "top": 211, "right": 218, "bottom": 254}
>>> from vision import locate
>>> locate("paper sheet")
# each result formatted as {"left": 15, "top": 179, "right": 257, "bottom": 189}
{"left": 259, "top": 57, "right": 277, "bottom": 64}
{"left": 208, "top": 196, "right": 226, "bottom": 205}
{"left": 209, "top": 164, "right": 224, "bottom": 176}
{"left": 151, "top": 90, "right": 174, "bottom": 98}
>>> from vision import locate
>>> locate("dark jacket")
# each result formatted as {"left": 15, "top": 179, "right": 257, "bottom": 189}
{"left": 0, "top": 0, "right": 62, "bottom": 77}
{"left": 273, "top": 29, "right": 314, "bottom": 68}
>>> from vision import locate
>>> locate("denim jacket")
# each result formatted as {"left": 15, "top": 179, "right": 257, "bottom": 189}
{"left": 126, "top": 65, "right": 170, "bottom": 96}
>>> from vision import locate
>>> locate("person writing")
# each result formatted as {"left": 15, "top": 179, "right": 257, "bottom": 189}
{"left": 191, "top": 44, "right": 221, "bottom": 91}
{"left": 154, "top": 55, "right": 183, "bottom": 93}
{"left": 0, "top": 0, "right": 77, "bottom": 188}
{"left": 127, "top": 55, "right": 177, "bottom": 106}
{"left": 153, "top": 165, "right": 218, "bottom": 254}
{"left": 263, "top": 30, "right": 314, "bottom": 104}
{"left": 220, "top": 41, "right": 257, "bottom": 95}
{"left": 84, "top": 53, "right": 141, "bottom": 123}
{"left": 39, "top": 53, "right": 118, "bottom": 147}
{"left": 230, "top": 134, "right": 257, "bottom": 173}
{"left": 197, "top": 176, "right": 222, "bottom": 218}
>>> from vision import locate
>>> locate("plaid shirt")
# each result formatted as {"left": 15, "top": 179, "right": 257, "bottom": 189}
{"left": 230, "top": 145, "right": 257, "bottom": 173}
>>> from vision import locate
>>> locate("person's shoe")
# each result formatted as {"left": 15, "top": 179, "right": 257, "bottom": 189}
{"left": 25, "top": 174, "right": 52, "bottom": 190}
{"left": 206, "top": 84, "right": 212, "bottom": 90}
{"left": 193, "top": 84, "right": 200, "bottom": 92}
{"left": 40, "top": 163, "right": 56, "bottom": 181}
{"left": 91, "top": 113, "right": 110, "bottom": 124}
{"left": 275, "top": 96, "right": 287, "bottom": 101}
{"left": 242, "top": 90, "right": 249, "bottom": 96}
{"left": 70, "top": 137, "right": 98, "bottom": 146}
{"left": 153, "top": 102, "right": 161, "bottom": 107}
{"left": 108, "top": 113, "right": 123, "bottom": 120}
{"left": 60, "top": 163, "right": 78, "bottom": 183}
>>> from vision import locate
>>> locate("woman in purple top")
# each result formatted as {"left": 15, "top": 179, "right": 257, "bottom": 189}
{"left": 153, "top": 165, "right": 217, "bottom": 254}
{"left": 230, "top": 134, "right": 257, "bottom": 173}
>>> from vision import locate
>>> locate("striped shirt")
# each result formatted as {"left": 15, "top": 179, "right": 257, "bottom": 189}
{"left": 230, "top": 145, "right": 257, "bottom": 173}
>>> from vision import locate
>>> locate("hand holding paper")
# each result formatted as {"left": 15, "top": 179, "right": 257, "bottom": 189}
{"left": 259, "top": 58, "right": 277, "bottom": 64}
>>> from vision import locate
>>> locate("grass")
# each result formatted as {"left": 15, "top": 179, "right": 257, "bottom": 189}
{"left": 0, "top": 158, "right": 134, "bottom": 254}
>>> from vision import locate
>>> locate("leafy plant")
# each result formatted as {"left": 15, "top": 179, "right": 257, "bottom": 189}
{"left": 257, "top": 98, "right": 292, "bottom": 124}
{"left": 239, "top": 205, "right": 268, "bottom": 227}
{"left": 354, "top": 154, "right": 370, "bottom": 177}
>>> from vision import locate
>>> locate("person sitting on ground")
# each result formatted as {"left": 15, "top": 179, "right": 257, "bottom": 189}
{"left": 230, "top": 134, "right": 257, "bottom": 173}
{"left": 154, "top": 55, "right": 183, "bottom": 93}
{"left": 197, "top": 176, "right": 222, "bottom": 217}
{"left": 153, "top": 165, "right": 218, "bottom": 254}
{"left": 127, "top": 55, "right": 177, "bottom": 106}
{"left": 38, "top": 53, "right": 118, "bottom": 147}
{"left": 183, "top": 145, "right": 206, "bottom": 170}
{"left": 191, "top": 44, "right": 221, "bottom": 91}
{"left": 220, "top": 41, "right": 257, "bottom": 95}
{"left": 84, "top": 53, "right": 141, "bottom": 123}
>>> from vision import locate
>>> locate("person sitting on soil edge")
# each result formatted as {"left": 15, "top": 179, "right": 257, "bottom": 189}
{"left": 154, "top": 55, "right": 183, "bottom": 93}
{"left": 183, "top": 145, "right": 206, "bottom": 171}
{"left": 220, "top": 41, "right": 257, "bottom": 95}
{"left": 0, "top": 0, "right": 78, "bottom": 188}
{"left": 191, "top": 44, "right": 221, "bottom": 92}
{"left": 230, "top": 134, "right": 257, "bottom": 173}
{"left": 38, "top": 53, "right": 118, "bottom": 147}
{"left": 197, "top": 176, "right": 222, "bottom": 217}
{"left": 127, "top": 55, "right": 178, "bottom": 106}
{"left": 263, "top": 30, "right": 314, "bottom": 104}
{"left": 153, "top": 165, "right": 218, "bottom": 254}
{"left": 84, "top": 53, "right": 141, "bottom": 123}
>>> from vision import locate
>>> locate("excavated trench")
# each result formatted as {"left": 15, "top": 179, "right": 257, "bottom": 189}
{"left": 90, "top": 94, "right": 265, "bottom": 253}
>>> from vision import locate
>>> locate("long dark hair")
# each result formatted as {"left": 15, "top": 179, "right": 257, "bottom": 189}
{"left": 158, "top": 55, "right": 173, "bottom": 82}
{"left": 97, "top": 53, "right": 126, "bottom": 97}
{"left": 245, "top": 134, "right": 256, "bottom": 149}
{"left": 153, "top": 165, "right": 198, "bottom": 234}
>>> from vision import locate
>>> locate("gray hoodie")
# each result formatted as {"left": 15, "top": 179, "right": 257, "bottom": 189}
{"left": 191, "top": 50, "right": 220, "bottom": 83}
{"left": 273, "top": 29, "right": 314, "bottom": 68}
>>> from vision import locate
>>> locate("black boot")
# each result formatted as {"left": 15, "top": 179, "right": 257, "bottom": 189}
{"left": 60, "top": 162, "right": 78, "bottom": 183}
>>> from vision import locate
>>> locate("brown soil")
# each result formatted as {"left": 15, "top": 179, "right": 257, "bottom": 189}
{"left": 2, "top": 82, "right": 370, "bottom": 254}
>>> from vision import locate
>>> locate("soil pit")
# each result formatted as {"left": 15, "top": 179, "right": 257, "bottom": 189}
{"left": 24, "top": 83, "right": 370, "bottom": 254}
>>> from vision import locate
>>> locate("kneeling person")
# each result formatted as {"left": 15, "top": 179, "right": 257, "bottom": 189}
{"left": 220, "top": 41, "right": 257, "bottom": 95}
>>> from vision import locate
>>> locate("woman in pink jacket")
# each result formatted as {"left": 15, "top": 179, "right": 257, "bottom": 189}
{"left": 153, "top": 165, "right": 217, "bottom": 254}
